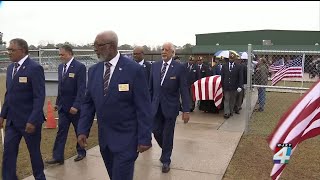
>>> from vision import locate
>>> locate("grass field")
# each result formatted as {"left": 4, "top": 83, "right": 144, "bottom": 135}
{"left": 223, "top": 90, "right": 320, "bottom": 180}
{"left": 0, "top": 74, "right": 99, "bottom": 179}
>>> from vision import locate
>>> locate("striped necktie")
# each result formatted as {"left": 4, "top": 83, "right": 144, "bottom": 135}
{"left": 160, "top": 62, "right": 168, "bottom": 85}
{"left": 103, "top": 62, "right": 112, "bottom": 96}
{"left": 12, "top": 62, "right": 20, "bottom": 79}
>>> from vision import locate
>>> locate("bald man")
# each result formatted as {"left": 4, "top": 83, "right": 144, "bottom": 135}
{"left": 77, "top": 30, "right": 152, "bottom": 180}
{"left": 149, "top": 42, "right": 190, "bottom": 173}
{"left": 133, "top": 46, "right": 151, "bottom": 82}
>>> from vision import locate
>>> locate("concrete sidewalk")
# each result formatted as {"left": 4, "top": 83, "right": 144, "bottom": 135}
{"left": 24, "top": 92, "right": 258, "bottom": 180}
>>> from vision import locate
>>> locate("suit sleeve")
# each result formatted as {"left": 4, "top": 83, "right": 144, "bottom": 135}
{"left": 77, "top": 68, "right": 95, "bottom": 137}
{"left": 28, "top": 65, "right": 46, "bottom": 125}
{"left": 221, "top": 65, "right": 225, "bottom": 89}
{"left": 179, "top": 65, "right": 190, "bottom": 112}
{"left": 149, "top": 63, "right": 154, "bottom": 99}
{"left": 0, "top": 70, "right": 10, "bottom": 119}
{"left": 55, "top": 65, "right": 61, "bottom": 106}
{"left": 134, "top": 66, "right": 152, "bottom": 146}
{"left": 238, "top": 65, "right": 244, "bottom": 88}
{"left": 73, "top": 64, "right": 86, "bottom": 110}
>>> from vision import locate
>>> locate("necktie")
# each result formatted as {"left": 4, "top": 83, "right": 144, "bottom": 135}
{"left": 63, "top": 64, "right": 67, "bottom": 78}
{"left": 12, "top": 62, "right": 20, "bottom": 78}
{"left": 160, "top": 62, "right": 168, "bottom": 85}
{"left": 229, "top": 63, "right": 233, "bottom": 71}
{"left": 103, "top": 62, "right": 112, "bottom": 96}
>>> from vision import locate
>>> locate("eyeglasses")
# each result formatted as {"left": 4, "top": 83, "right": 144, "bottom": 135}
{"left": 92, "top": 42, "right": 113, "bottom": 48}
{"left": 7, "top": 48, "right": 22, "bottom": 52}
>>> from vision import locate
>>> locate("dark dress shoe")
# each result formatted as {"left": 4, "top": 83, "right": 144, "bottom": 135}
{"left": 74, "top": 154, "right": 86, "bottom": 162}
{"left": 224, "top": 114, "right": 230, "bottom": 119}
{"left": 45, "top": 159, "right": 64, "bottom": 165}
{"left": 162, "top": 163, "right": 170, "bottom": 173}
{"left": 235, "top": 110, "right": 240, "bottom": 114}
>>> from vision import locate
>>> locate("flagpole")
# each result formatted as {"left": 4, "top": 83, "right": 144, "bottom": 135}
{"left": 0, "top": 101, "right": 3, "bottom": 149}
{"left": 301, "top": 54, "right": 306, "bottom": 94}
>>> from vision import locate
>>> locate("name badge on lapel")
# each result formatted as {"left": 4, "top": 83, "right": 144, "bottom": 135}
{"left": 118, "top": 84, "right": 129, "bottom": 92}
{"left": 19, "top": 77, "right": 28, "bottom": 83}
{"left": 170, "top": 76, "right": 176, "bottom": 80}
{"left": 69, "top": 73, "right": 75, "bottom": 78}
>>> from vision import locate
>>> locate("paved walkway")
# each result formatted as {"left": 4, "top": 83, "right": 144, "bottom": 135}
{"left": 24, "top": 92, "right": 258, "bottom": 180}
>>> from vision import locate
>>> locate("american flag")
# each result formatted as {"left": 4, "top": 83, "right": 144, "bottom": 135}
{"left": 267, "top": 80, "right": 320, "bottom": 180}
{"left": 271, "top": 55, "right": 304, "bottom": 86}
{"left": 269, "top": 58, "right": 285, "bottom": 72}
{"left": 191, "top": 75, "right": 223, "bottom": 109}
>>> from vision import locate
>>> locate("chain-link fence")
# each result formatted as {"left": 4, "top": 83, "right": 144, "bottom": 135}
{"left": 0, "top": 49, "right": 134, "bottom": 73}
{"left": 245, "top": 46, "right": 320, "bottom": 133}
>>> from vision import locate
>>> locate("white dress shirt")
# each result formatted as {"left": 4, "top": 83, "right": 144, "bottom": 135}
{"left": 62, "top": 57, "right": 74, "bottom": 76}
{"left": 138, "top": 59, "right": 145, "bottom": 66}
{"left": 104, "top": 51, "right": 120, "bottom": 82}
{"left": 12, "top": 55, "right": 28, "bottom": 78}
{"left": 161, "top": 58, "right": 172, "bottom": 86}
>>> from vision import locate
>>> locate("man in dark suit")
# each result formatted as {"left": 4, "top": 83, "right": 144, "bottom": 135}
{"left": 133, "top": 46, "right": 151, "bottom": 82}
{"left": 197, "top": 56, "right": 212, "bottom": 79}
{"left": 221, "top": 51, "right": 244, "bottom": 119}
{"left": 0, "top": 38, "right": 46, "bottom": 180}
{"left": 46, "top": 45, "right": 87, "bottom": 165}
{"left": 149, "top": 42, "right": 190, "bottom": 173}
{"left": 77, "top": 30, "right": 152, "bottom": 180}
{"left": 212, "top": 58, "right": 224, "bottom": 75}
{"left": 184, "top": 56, "right": 200, "bottom": 111}
{"left": 234, "top": 58, "right": 247, "bottom": 113}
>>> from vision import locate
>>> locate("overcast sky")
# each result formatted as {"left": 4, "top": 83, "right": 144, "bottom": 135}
{"left": 0, "top": 1, "right": 319, "bottom": 47}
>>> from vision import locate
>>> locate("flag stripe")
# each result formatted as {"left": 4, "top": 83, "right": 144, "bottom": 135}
{"left": 268, "top": 80, "right": 320, "bottom": 179}
{"left": 191, "top": 75, "right": 223, "bottom": 109}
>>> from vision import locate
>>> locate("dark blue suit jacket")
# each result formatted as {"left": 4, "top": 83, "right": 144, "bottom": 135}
{"left": 56, "top": 59, "right": 86, "bottom": 113}
{"left": 0, "top": 57, "right": 45, "bottom": 128}
{"left": 184, "top": 62, "right": 200, "bottom": 86}
{"left": 143, "top": 60, "right": 151, "bottom": 83}
{"left": 78, "top": 55, "right": 152, "bottom": 152}
{"left": 149, "top": 60, "right": 190, "bottom": 118}
{"left": 213, "top": 63, "right": 223, "bottom": 75}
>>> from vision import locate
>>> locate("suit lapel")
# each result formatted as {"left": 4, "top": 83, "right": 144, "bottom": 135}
{"left": 12, "top": 58, "right": 30, "bottom": 83}
{"left": 163, "top": 61, "right": 176, "bottom": 85}
{"left": 104, "top": 56, "right": 126, "bottom": 102}
{"left": 7, "top": 64, "right": 14, "bottom": 90}
{"left": 63, "top": 60, "right": 75, "bottom": 81}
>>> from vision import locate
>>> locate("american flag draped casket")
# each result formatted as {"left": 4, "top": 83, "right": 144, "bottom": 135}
{"left": 191, "top": 75, "right": 223, "bottom": 109}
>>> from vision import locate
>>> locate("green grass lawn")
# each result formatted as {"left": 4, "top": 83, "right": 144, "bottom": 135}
{"left": 223, "top": 91, "right": 320, "bottom": 180}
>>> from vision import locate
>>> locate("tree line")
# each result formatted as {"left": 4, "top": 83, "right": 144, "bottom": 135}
{"left": 28, "top": 42, "right": 194, "bottom": 54}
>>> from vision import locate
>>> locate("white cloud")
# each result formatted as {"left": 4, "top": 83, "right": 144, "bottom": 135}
{"left": 0, "top": 1, "right": 319, "bottom": 47}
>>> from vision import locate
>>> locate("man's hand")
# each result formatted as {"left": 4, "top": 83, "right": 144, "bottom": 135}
{"left": 78, "top": 134, "right": 88, "bottom": 148}
{"left": 54, "top": 105, "right": 58, "bottom": 111}
{"left": 0, "top": 117, "right": 4, "bottom": 128}
{"left": 182, "top": 112, "right": 190, "bottom": 124}
{"left": 137, "top": 145, "right": 151, "bottom": 153}
{"left": 69, "top": 107, "right": 78, "bottom": 115}
{"left": 25, "top": 123, "right": 36, "bottom": 134}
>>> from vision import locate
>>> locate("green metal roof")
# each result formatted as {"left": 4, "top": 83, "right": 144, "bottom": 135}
{"left": 196, "top": 30, "right": 320, "bottom": 46}
{"left": 192, "top": 45, "right": 320, "bottom": 54}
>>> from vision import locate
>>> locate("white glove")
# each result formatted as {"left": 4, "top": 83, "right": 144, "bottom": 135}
{"left": 237, "top": 87, "right": 242, "bottom": 92}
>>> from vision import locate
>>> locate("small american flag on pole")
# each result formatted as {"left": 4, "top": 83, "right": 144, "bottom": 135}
{"left": 267, "top": 80, "right": 320, "bottom": 180}
{"left": 269, "top": 58, "right": 285, "bottom": 72}
{"left": 271, "top": 55, "right": 304, "bottom": 86}
{"left": 191, "top": 75, "right": 223, "bottom": 109}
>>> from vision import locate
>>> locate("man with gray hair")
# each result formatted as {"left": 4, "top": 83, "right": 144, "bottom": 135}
{"left": 77, "top": 30, "right": 152, "bottom": 180}
{"left": 149, "top": 42, "right": 190, "bottom": 173}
